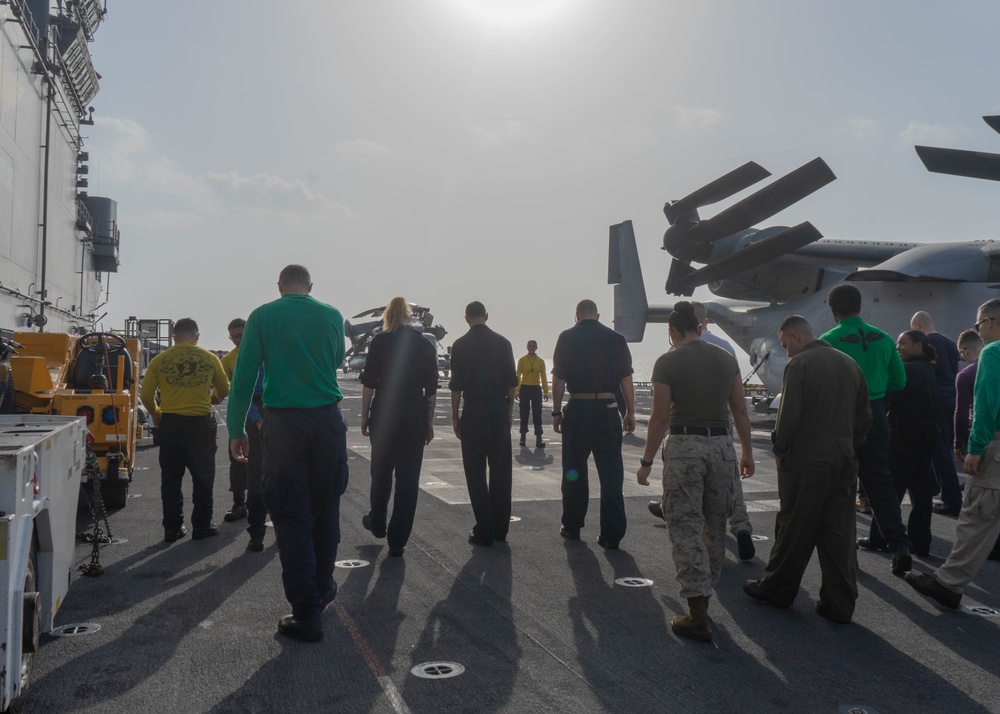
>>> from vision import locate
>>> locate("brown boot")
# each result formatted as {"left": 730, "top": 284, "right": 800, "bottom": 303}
{"left": 671, "top": 595, "right": 712, "bottom": 642}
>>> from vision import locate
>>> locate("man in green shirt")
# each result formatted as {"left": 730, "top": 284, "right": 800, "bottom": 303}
{"left": 907, "top": 298, "right": 1000, "bottom": 609}
{"left": 821, "top": 284, "right": 911, "bottom": 576}
{"left": 227, "top": 264, "right": 347, "bottom": 643}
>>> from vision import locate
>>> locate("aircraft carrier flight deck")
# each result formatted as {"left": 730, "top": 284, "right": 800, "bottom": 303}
{"left": 24, "top": 376, "right": 1000, "bottom": 714}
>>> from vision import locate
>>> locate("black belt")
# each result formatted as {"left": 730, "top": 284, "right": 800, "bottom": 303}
{"left": 267, "top": 400, "right": 342, "bottom": 411}
{"left": 669, "top": 425, "right": 727, "bottom": 436}
{"left": 161, "top": 412, "right": 215, "bottom": 420}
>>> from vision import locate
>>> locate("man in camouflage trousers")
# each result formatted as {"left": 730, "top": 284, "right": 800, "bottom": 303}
{"left": 662, "top": 438, "right": 741, "bottom": 596}
{"left": 637, "top": 302, "right": 755, "bottom": 642}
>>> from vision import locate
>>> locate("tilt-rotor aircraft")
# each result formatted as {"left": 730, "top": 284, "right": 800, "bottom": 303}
{"left": 609, "top": 115, "right": 1000, "bottom": 396}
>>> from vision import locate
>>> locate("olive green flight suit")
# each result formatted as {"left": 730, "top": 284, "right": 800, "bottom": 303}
{"left": 762, "top": 340, "right": 872, "bottom": 620}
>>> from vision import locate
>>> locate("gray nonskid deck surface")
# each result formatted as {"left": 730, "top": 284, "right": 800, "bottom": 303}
{"left": 25, "top": 376, "right": 1000, "bottom": 713}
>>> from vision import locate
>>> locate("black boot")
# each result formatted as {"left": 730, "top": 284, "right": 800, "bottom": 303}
{"left": 225, "top": 493, "right": 248, "bottom": 522}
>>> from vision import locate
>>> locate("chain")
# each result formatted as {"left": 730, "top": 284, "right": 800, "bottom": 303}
{"left": 77, "top": 454, "right": 111, "bottom": 577}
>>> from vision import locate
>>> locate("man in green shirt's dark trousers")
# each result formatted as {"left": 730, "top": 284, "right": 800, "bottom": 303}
{"left": 228, "top": 265, "right": 348, "bottom": 642}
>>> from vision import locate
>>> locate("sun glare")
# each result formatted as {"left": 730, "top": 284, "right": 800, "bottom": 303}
{"left": 451, "top": 0, "right": 574, "bottom": 27}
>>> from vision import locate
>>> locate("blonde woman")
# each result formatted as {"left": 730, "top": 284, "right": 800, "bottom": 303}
{"left": 360, "top": 297, "right": 439, "bottom": 556}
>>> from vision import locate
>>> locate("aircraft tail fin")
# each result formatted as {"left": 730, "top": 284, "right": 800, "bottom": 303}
{"left": 609, "top": 221, "right": 650, "bottom": 341}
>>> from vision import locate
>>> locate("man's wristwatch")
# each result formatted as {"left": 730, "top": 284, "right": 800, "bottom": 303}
{"left": 552, "top": 410, "right": 562, "bottom": 417}
{"left": 639, "top": 457, "right": 654, "bottom": 468}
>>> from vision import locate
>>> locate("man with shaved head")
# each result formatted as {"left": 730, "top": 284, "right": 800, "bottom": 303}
{"left": 911, "top": 311, "right": 964, "bottom": 515}
{"left": 228, "top": 264, "right": 348, "bottom": 642}
{"left": 450, "top": 301, "right": 518, "bottom": 547}
{"left": 551, "top": 299, "right": 635, "bottom": 548}
{"left": 744, "top": 316, "right": 871, "bottom": 623}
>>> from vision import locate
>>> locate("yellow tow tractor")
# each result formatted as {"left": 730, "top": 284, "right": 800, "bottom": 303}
{"left": 11, "top": 332, "right": 142, "bottom": 509}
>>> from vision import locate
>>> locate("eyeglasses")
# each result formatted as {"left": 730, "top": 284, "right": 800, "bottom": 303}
{"left": 229, "top": 332, "right": 244, "bottom": 342}
{"left": 974, "top": 317, "right": 994, "bottom": 334}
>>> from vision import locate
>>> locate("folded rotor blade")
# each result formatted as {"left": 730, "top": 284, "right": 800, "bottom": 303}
{"left": 685, "top": 158, "right": 836, "bottom": 246}
{"left": 916, "top": 145, "right": 1000, "bottom": 182}
{"left": 352, "top": 306, "right": 386, "bottom": 319}
{"left": 674, "top": 222, "right": 823, "bottom": 292}
{"left": 664, "top": 258, "right": 696, "bottom": 297}
{"left": 664, "top": 162, "right": 771, "bottom": 223}
{"left": 984, "top": 116, "right": 1000, "bottom": 136}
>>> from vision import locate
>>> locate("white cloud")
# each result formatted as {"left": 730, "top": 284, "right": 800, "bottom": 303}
{"left": 898, "top": 121, "right": 957, "bottom": 146}
{"left": 467, "top": 120, "right": 533, "bottom": 148}
{"left": 125, "top": 210, "right": 205, "bottom": 231}
{"left": 202, "top": 171, "right": 337, "bottom": 212}
{"left": 849, "top": 116, "right": 877, "bottom": 138}
{"left": 668, "top": 105, "right": 724, "bottom": 130}
{"left": 87, "top": 115, "right": 348, "bottom": 218}
{"left": 333, "top": 138, "right": 391, "bottom": 157}
{"left": 93, "top": 116, "right": 153, "bottom": 154}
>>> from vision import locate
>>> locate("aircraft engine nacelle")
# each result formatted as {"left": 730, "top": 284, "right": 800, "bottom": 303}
{"left": 748, "top": 334, "right": 788, "bottom": 397}
{"left": 703, "top": 227, "right": 842, "bottom": 302}
{"left": 708, "top": 264, "right": 845, "bottom": 303}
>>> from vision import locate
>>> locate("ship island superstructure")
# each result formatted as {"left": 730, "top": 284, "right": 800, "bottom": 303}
{"left": 0, "top": 0, "right": 118, "bottom": 336}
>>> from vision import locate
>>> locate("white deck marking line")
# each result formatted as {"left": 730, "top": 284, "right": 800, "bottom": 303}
{"left": 334, "top": 602, "right": 412, "bottom": 714}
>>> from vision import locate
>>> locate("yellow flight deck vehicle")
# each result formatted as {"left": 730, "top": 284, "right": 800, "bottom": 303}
{"left": 10, "top": 332, "right": 142, "bottom": 509}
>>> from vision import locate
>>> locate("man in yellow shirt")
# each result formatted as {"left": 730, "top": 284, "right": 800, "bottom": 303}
{"left": 141, "top": 318, "right": 230, "bottom": 542}
{"left": 516, "top": 340, "right": 548, "bottom": 448}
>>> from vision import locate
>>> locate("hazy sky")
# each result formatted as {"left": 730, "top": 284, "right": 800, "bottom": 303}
{"left": 88, "top": 0, "right": 1000, "bottom": 376}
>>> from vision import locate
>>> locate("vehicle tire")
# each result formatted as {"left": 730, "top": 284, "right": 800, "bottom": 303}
{"left": 8, "top": 537, "right": 38, "bottom": 713}
{"left": 101, "top": 480, "right": 129, "bottom": 509}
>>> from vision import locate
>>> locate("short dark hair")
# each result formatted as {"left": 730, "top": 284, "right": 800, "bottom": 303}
{"left": 958, "top": 329, "right": 984, "bottom": 349}
{"left": 827, "top": 284, "right": 862, "bottom": 317}
{"left": 465, "top": 301, "right": 486, "bottom": 319}
{"left": 691, "top": 301, "right": 708, "bottom": 323}
{"left": 174, "top": 317, "right": 198, "bottom": 335}
{"left": 227, "top": 318, "right": 246, "bottom": 331}
{"left": 779, "top": 314, "right": 813, "bottom": 335}
{"left": 979, "top": 298, "right": 1000, "bottom": 320}
{"left": 279, "top": 264, "right": 311, "bottom": 288}
{"left": 668, "top": 301, "right": 699, "bottom": 335}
